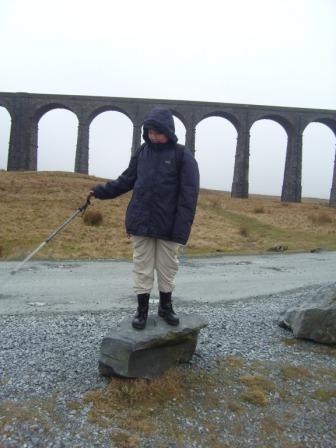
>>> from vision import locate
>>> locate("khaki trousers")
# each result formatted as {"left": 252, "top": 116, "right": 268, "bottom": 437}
{"left": 132, "top": 236, "right": 182, "bottom": 295}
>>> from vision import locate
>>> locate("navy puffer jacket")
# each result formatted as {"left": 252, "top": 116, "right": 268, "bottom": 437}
{"left": 92, "top": 107, "right": 200, "bottom": 245}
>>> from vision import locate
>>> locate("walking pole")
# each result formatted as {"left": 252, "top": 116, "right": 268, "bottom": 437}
{"left": 10, "top": 194, "right": 92, "bottom": 275}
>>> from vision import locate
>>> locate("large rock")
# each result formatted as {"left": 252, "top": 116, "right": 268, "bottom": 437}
{"left": 279, "top": 287, "right": 336, "bottom": 345}
{"left": 99, "top": 313, "right": 208, "bottom": 379}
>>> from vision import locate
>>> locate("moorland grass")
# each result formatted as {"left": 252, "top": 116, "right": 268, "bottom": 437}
{"left": 0, "top": 171, "right": 335, "bottom": 260}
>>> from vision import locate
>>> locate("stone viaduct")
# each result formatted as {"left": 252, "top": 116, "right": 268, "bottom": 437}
{"left": 1, "top": 91, "right": 336, "bottom": 206}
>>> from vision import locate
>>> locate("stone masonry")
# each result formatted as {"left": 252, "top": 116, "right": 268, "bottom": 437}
{"left": 1, "top": 91, "right": 336, "bottom": 206}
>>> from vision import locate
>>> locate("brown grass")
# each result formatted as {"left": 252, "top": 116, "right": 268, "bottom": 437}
{"left": 280, "top": 365, "right": 310, "bottom": 381}
{"left": 227, "top": 399, "right": 245, "bottom": 414}
{"left": 0, "top": 171, "right": 336, "bottom": 260}
{"left": 0, "top": 397, "right": 60, "bottom": 435}
{"left": 82, "top": 209, "right": 103, "bottom": 226}
{"left": 239, "top": 226, "right": 250, "bottom": 237}
{"left": 239, "top": 375, "right": 275, "bottom": 407}
{"left": 82, "top": 366, "right": 222, "bottom": 446}
{"left": 222, "top": 356, "right": 245, "bottom": 369}
{"left": 239, "top": 374, "right": 276, "bottom": 391}
{"left": 281, "top": 337, "right": 336, "bottom": 357}
{"left": 260, "top": 415, "right": 284, "bottom": 434}
{"left": 240, "top": 387, "right": 268, "bottom": 406}
{"left": 110, "top": 432, "right": 140, "bottom": 448}
{"left": 83, "top": 356, "right": 335, "bottom": 444}
{"left": 1, "top": 357, "right": 335, "bottom": 447}
{"left": 253, "top": 206, "right": 265, "bottom": 214}
{"left": 308, "top": 212, "right": 333, "bottom": 225}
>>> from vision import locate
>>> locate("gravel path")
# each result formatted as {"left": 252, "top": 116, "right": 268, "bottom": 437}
{"left": 0, "top": 283, "right": 335, "bottom": 447}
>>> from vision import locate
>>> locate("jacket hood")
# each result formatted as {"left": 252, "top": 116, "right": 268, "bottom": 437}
{"left": 143, "top": 107, "right": 178, "bottom": 144}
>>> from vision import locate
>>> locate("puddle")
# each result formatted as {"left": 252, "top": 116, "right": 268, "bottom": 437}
{"left": 262, "top": 266, "right": 290, "bottom": 272}
{"left": 27, "top": 301, "right": 47, "bottom": 307}
{"left": 45, "top": 263, "right": 81, "bottom": 270}
{"left": 11, "top": 266, "right": 39, "bottom": 274}
{"left": 0, "top": 294, "right": 13, "bottom": 300}
{"left": 183, "top": 260, "right": 252, "bottom": 269}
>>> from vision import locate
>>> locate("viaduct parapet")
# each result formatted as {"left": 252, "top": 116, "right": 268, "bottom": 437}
{"left": 1, "top": 91, "right": 336, "bottom": 206}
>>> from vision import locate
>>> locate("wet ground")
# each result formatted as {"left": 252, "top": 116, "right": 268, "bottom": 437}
{"left": 0, "top": 251, "right": 335, "bottom": 315}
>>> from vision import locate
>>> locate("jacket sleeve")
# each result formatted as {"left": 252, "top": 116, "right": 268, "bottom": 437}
{"left": 171, "top": 150, "right": 200, "bottom": 244}
{"left": 92, "top": 153, "right": 138, "bottom": 200}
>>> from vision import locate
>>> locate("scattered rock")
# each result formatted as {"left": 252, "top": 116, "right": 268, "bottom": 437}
{"left": 267, "top": 245, "right": 288, "bottom": 252}
{"left": 279, "top": 286, "right": 336, "bottom": 345}
{"left": 99, "top": 313, "right": 208, "bottom": 378}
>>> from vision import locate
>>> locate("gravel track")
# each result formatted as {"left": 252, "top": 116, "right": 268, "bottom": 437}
{"left": 0, "top": 283, "right": 335, "bottom": 447}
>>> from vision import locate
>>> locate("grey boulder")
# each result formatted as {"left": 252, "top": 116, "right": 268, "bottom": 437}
{"left": 99, "top": 313, "right": 208, "bottom": 379}
{"left": 279, "top": 287, "right": 336, "bottom": 345}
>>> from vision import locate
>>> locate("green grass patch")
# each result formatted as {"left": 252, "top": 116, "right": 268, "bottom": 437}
{"left": 311, "top": 388, "right": 336, "bottom": 402}
{"left": 280, "top": 365, "right": 310, "bottom": 380}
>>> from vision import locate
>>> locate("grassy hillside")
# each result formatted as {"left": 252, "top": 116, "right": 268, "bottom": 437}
{"left": 0, "top": 171, "right": 335, "bottom": 260}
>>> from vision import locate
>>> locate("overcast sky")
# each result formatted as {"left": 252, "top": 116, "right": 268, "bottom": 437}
{"left": 0, "top": 0, "right": 335, "bottom": 198}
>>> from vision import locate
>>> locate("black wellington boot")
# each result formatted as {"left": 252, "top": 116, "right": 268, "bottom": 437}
{"left": 132, "top": 293, "right": 150, "bottom": 330}
{"left": 158, "top": 292, "right": 180, "bottom": 326}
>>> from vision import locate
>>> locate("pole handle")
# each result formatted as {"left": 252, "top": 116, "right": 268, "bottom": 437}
{"left": 78, "top": 194, "right": 92, "bottom": 213}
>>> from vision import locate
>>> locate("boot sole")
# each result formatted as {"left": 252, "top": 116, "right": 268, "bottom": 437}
{"left": 158, "top": 310, "right": 180, "bottom": 326}
{"left": 132, "top": 321, "right": 146, "bottom": 330}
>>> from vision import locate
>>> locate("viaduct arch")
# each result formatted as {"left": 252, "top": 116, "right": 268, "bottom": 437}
{"left": 1, "top": 91, "right": 336, "bottom": 207}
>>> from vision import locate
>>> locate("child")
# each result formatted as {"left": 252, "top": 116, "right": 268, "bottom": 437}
{"left": 90, "top": 107, "right": 200, "bottom": 329}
